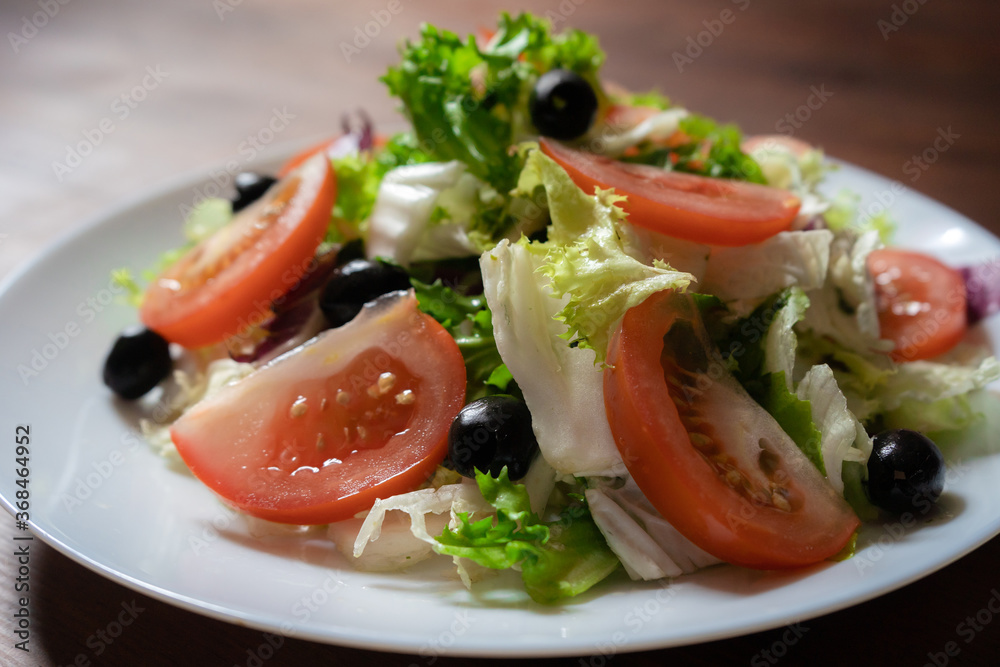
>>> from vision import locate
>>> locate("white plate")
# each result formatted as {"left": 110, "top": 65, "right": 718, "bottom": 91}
{"left": 2, "top": 151, "right": 999, "bottom": 657}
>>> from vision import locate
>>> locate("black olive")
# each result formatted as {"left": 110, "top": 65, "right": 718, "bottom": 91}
{"left": 529, "top": 68, "right": 598, "bottom": 140}
{"left": 865, "top": 429, "right": 946, "bottom": 514}
{"left": 102, "top": 326, "right": 173, "bottom": 400}
{"left": 447, "top": 395, "right": 539, "bottom": 481}
{"left": 319, "top": 259, "right": 411, "bottom": 328}
{"left": 334, "top": 238, "right": 366, "bottom": 267}
{"left": 231, "top": 172, "right": 277, "bottom": 213}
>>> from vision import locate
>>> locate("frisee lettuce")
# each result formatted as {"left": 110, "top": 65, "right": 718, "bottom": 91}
{"left": 433, "top": 468, "right": 620, "bottom": 604}
{"left": 382, "top": 12, "right": 605, "bottom": 199}
{"left": 515, "top": 147, "right": 692, "bottom": 362}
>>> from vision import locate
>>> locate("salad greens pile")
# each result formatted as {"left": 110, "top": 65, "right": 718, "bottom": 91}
{"left": 130, "top": 12, "right": 999, "bottom": 605}
{"left": 383, "top": 13, "right": 604, "bottom": 195}
{"left": 435, "top": 469, "right": 619, "bottom": 604}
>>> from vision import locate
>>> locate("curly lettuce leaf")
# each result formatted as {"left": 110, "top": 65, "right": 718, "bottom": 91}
{"left": 382, "top": 12, "right": 604, "bottom": 198}
{"left": 329, "top": 153, "right": 380, "bottom": 230}
{"left": 434, "top": 469, "right": 619, "bottom": 603}
{"left": 799, "top": 335, "right": 1000, "bottom": 433}
{"left": 480, "top": 239, "right": 626, "bottom": 477}
{"left": 517, "top": 148, "right": 693, "bottom": 362}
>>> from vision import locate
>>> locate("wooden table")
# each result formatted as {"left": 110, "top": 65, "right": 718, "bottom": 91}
{"left": 2, "top": 0, "right": 999, "bottom": 664}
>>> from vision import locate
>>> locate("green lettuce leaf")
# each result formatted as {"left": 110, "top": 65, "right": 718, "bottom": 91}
{"left": 611, "top": 89, "right": 671, "bottom": 110}
{"left": 382, "top": 12, "right": 605, "bottom": 198}
{"left": 757, "top": 371, "right": 825, "bottom": 474}
{"left": 799, "top": 334, "right": 1000, "bottom": 433}
{"left": 110, "top": 268, "right": 144, "bottom": 308}
{"left": 328, "top": 153, "right": 380, "bottom": 231}
{"left": 434, "top": 469, "right": 620, "bottom": 603}
{"left": 410, "top": 277, "right": 514, "bottom": 401}
{"left": 824, "top": 189, "right": 896, "bottom": 244}
{"left": 517, "top": 148, "right": 693, "bottom": 362}
{"left": 622, "top": 113, "right": 765, "bottom": 183}
{"left": 725, "top": 290, "right": 824, "bottom": 473}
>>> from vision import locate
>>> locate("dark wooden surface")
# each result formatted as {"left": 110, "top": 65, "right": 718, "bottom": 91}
{"left": 2, "top": 0, "right": 1000, "bottom": 664}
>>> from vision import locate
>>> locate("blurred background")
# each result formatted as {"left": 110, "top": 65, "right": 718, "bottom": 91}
{"left": 2, "top": 0, "right": 999, "bottom": 664}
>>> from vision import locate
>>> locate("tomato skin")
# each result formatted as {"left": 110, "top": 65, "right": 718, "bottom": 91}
{"left": 540, "top": 138, "right": 800, "bottom": 247}
{"left": 141, "top": 153, "right": 336, "bottom": 349}
{"left": 868, "top": 248, "right": 968, "bottom": 362}
{"left": 278, "top": 138, "right": 339, "bottom": 178}
{"left": 170, "top": 291, "right": 467, "bottom": 525}
{"left": 604, "top": 290, "right": 860, "bottom": 569}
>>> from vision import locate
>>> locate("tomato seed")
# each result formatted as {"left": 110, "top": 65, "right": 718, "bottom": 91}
{"left": 377, "top": 372, "right": 397, "bottom": 394}
{"left": 289, "top": 398, "right": 308, "bottom": 418}
{"left": 771, "top": 491, "right": 792, "bottom": 512}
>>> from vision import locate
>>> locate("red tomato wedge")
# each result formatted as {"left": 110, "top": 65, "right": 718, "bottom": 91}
{"left": 277, "top": 134, "right": 388, "bottom": 177}
{"left": 278, "top": 138, "right": 340, "bottom": 178}
{"left": 539, "top": 137, "right": 801, "bottom": 246}
{"left": 141, "top": 153, "right": 336, "bottom": 349}
{"left": 170, "top": 291, "right": 467, "bottom": 525}
{"left": 604, "top": 290, "right": 860, "bottom": 569}
{"left": 868, "top": 248, "right": 967, "bottom": 362}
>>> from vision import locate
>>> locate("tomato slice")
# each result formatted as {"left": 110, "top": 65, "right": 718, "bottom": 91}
{"left": 604, "top": 290, "right": 859, "bottom": 569}
{"left": 141, "top": 153, "right": 336, "bottom": 349}
{"left": 868, "top": 248, "right": 967, "bottom": 362}
{"left": 539, "top": 137, "right": 800, "bottom": 246}
{"left": 277, "top": 138, "right": 339, "bottom": 178}
{"left": 170, "top": 291, "right": 467, "bottom": 524}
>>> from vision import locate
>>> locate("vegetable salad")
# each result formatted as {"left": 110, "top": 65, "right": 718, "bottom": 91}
{"left": 105, "top": 13, "right": 1000, "bottom": 603}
